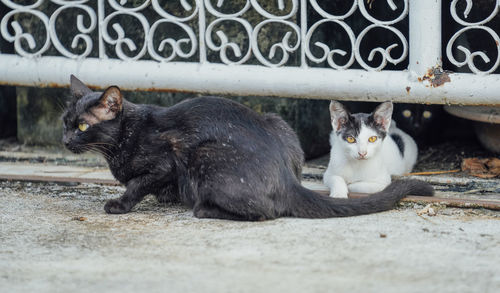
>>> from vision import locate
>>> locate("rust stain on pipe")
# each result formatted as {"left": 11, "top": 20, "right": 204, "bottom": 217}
{"left": 418, "top": 65, "right": 451, "bottom": 88}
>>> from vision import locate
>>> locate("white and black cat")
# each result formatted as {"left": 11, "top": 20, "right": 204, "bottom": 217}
{"left": 324, "top": 101, "right": 418, "bottom": 198}
{"left": 62, "top": 76, "right": 432, "bottom": 220}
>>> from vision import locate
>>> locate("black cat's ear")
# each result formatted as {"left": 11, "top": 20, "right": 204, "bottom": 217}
{"left": 329, "top": 101, "right": 349, "bottom": 131}
{"left": 373, "top": 101, "right": 393, "bottom": 132}
{"left": 70, "top": 75, "right": 92, "bottom": 100}
{"left": 90, "top": 86, "right": 123, "bottom": 121}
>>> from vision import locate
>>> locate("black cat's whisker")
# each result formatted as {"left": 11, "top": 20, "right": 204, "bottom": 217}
{"left": 84, "top": 143, "right": 110, "bottom": 153}
{"left": 85, "top": 146, "right": 113, "bottom": 161}
{"left": 85, "top": 143, "right": 115, "bottom": 153}
{"left": 92, "top": 147, "right": 113, "bottom": 160}
{"left": 55, "top": 100, "right": 67, "bottom": 113}
{"left": 91, "top": 144, "right": 115, "bottom": 159}
{"left": 91, "top": 143, "right": 115, "bottom": 151}
{"left": 87, "top": 142, "right": 116, "bottom": 147}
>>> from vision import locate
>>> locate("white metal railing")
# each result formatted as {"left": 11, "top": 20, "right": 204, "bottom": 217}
{"left": 0, "top": 0, "right": 499, "bottom": 105}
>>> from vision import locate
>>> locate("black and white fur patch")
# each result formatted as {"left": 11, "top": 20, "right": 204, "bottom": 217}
{"left": 390, "top": 133, "right": 405, "bottom": 157}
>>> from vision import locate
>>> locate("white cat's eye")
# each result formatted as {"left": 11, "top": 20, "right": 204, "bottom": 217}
{"left": 402, "top": 110, "right": 412, "bottom": 118}
{"left": 423, "top": 111, "right": 432, "bottom": 119}
{"left": 78, "top": 123, "right": 89, "bottom": 132}
{"left": 346, "top": 136, "right": 356, "bottom": 143}
{"left": 368, "top": 136, "right": 377, "bottom": 143}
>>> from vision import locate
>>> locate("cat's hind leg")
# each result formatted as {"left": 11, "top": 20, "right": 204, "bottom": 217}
{"left": 190, "top": 142, "right": 281, "bottom": 221}
{"left": 193, "top": 202, "right": 265, "bottom": 221}
{"left": 154, "top": 184, "right": 180, "bottom": 204}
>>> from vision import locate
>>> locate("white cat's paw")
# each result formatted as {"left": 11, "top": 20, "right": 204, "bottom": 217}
{"left": 326, "top": 175, "right": 349, "bottom": 198}
{"left": 329, "top": 190, "right": 348, "bottom": 198}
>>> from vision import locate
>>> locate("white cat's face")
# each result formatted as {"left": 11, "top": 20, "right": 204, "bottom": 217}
{"left": 329, "top": 101, "right": 393, "bottom": 161}
{"left": 337, "top": 123, "right": 384, "bottom": 160}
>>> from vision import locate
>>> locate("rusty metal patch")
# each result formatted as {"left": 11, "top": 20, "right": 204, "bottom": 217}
{"left": 418, "top": 66, "right": 451, "bottom": 88}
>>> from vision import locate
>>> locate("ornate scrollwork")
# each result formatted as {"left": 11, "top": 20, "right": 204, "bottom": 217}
{"left": 0, "top": 0, "right": 50, "bottom": 57}
{"left": 305, "top": 19, "right": 356, "bottom": 70}
{"left": 305, "top": 0, "right": 408, "bottom": 71}
{"left": 148, "top": 20, "right": 197, "bottom": 62}
{"left": 446, "top": 26, "right": 500, "bottom": 75}
{"left": 354, "top": 0, "right": 409, "bottom": 71}
{"left": 252, "top": 20, "right": 300, "bottom": 67}
{"left": 101, "top": 11, "right": 150, "bottom": 60}
{"left": 205, "top": 18, "right": 253, "bottom": 65}
{"left": 309, "top": 0, "right": 358, "bottom": 20}
{"left": 446, "top": 0, "right": 500, "bottom": 74}
{"left": 0, "top": 0, "right": 413, "bottom": 70}
{"left": 450, "top": 0, "right": 500, "bottom": 26}
{"left": 49, "top": 3, "right": 97, "bottom": 59}
{"left": 204, "top": 0, "right": 251, "bottom": 18}
{"left": 355, "top": 24, "right": 408, "bottom": 71}
{"left": 358, "top": 0, "right": 408, "bottom": 25}
{"left": 251, "top": 0, "right": 298, "bottom": 20}
{"left": 152, "top": 0, "right": 199, "bottom": 21}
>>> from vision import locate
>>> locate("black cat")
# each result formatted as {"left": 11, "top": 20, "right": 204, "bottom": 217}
{"left": 392, "top": 103, "right": 443, "bottom": 146}
{"left": 62, "top": 76, "right": 433, "bottom": 220}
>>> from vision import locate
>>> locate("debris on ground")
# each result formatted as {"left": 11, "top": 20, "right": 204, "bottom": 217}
{"left": 462, "top": 157, "right": 500, "bottom": 179}
{"left": 406, "top": 169, "right": 460, "bottom": 176}
{"left": 417, "top": 204, "right": 437, "bottom": 216}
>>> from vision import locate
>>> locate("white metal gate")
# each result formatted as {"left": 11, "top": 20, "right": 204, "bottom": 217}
{"left": 1, "top": 0, "right": 499, "bottom": 105}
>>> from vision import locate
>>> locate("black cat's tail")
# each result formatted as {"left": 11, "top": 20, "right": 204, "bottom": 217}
{"left": 287, "top": 179, "right": 434, "bottom": 218}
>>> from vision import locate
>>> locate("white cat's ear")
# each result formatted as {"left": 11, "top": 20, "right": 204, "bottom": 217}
{"left": 373, "top": 101, "right": 393, "bottom": 132}
{"left": 329, "top": 101, "right": 349, "bottom": 131}
{"left": 70, "top": 75, "right": 92, "bottom": 100}
{"left": 91, "top": 86, "right": 123, "bottom": 121}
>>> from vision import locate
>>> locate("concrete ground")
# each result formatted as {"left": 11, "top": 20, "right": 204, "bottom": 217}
{"left": 1, "top": 180, "right": 499, "bottom": 293}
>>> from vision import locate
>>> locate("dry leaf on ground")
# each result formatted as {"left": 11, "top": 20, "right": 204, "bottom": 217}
{"left": 462, "top": 157, "right": 500, "bottom": 179}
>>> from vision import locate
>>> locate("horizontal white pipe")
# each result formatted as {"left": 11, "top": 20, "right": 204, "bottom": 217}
{"left": 0, "top": 55, "right": 499, "bottom": 105}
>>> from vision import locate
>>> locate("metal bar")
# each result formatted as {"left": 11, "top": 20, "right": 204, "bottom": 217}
{"left": 97, "top": 0, "right": 106, "bottom": 58}
{"left": 300, "top": 0, "right": 307, "bottom": 68}
{"left": 198, "top": 0, "right": 207, "bottom": 64}
{"left": 408, "top": 0, "right": 442, "bottom": 75}
{"left": 0, "top": 55, "right": 499, "bottom": 105}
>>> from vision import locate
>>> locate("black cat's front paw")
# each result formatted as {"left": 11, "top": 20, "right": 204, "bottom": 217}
{"left": 104, "top": 199, "right": 131, "bottom": 214}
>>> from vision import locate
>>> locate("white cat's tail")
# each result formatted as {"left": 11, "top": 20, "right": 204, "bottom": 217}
{"left": 286, "top": 179, "right": 434, "bottom": 218}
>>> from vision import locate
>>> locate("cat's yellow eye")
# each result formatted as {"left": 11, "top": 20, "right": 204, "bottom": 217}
{"left": 423, "top": 111, "right": 432, "bottom": 119}
{"left": 403, "top": 110, "right": 412, "bottom": 118}
{"left": 346, "top": 136, "right": 356, "bottom": 143}
{"left": 78, "top": 123, "right": 89, "bottom": 132}
{"left": 368, "top": 136, "right": 378, "bottom": 143}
